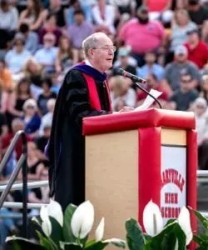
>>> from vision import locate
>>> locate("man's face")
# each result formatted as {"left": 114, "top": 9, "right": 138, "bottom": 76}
{"left": 187, "top": 32, "right": 199, "bottom": 44}
{"left": 89, "top": 36, "right": 115, "bottom": 72}
{"left": 15, "top": 40, "right": 24, "bottom": 53}
{"left": 44, "top": 37, "right": 55, "bottom": 49}
{"left": 180, "top": 75, "right": 193, "bottom": 91}
{"left": 145, "top": 53, "right": 156, "bottom": 64}
{"left": 74, "top": 13, "right": 84, "bottom": 25}
{"left": 175, "top": 53, "right": 187, "bottom": 63}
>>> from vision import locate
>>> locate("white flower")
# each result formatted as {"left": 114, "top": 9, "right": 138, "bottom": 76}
{"left": 143, "top": 200, "right": 163, "bottom": 236}
{"left": 95, "top": 217, "right": 105, "bottom": 241}
{"left": 42, "top": 219, "right": 52, "bottom": 237}
{"left": 47, "top": 199, "right": 63, "bottom": 226}
{"left": 71, "top": 200, "right": 94, "bottom": 239}
{"left": 40, "top": 205, "right": 52, "bottom": 236}
{"left": 178, "top": 207, "right": 193, "bottom": 245}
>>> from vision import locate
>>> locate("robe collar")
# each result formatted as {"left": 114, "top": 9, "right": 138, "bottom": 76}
{"left": 73, "top": 62, "right": 107, "bottom": 82}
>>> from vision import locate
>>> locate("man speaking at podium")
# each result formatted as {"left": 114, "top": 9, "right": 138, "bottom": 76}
{"left": 47, "top": 32, "right": 132, "bottom": 210}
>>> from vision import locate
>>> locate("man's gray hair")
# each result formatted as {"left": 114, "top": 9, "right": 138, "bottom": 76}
{"left": 82, "top": 32, "right": 108, "bottom": 58}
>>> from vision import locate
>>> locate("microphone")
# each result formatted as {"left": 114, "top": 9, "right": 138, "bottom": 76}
{"left": 115, "top": 68, "right": 146, "bottom": 83}
{"left": 115, "top": 68, "right": 162, "bottom": 109}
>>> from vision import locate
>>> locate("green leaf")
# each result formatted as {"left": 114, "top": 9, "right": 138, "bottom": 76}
{"left": 125, "top": 218, "right": 145, "bottom": 250}
{"left": 36, "top": 231, "right": 59, "bottom": 250}
{"left": 85, "top": 239, "right": 125, "bottom": 250}
{"left": 190, "top": 208, "right": 208, "bottom": 230}
{"left": 50, "top": 216, "right": 64, "bottom": 244}
{"left": 5, "top": 237, "right": 47, "bottom": 250}
{"left": 85, "top": 241, "right": 108, "bottom": 250}
{"left": 193, "top": 234, "right": 208, "bottom": 249}
{"left": 60, "top": 242, "right": 83, "bottom": 250}
{"left": 147, "top": 221, "right": 186, "bottom": 250}
{"left": 63, "top": 204, "right": 77, "bottom": 242}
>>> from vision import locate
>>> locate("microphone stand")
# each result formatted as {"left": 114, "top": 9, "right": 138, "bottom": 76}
{"left": 134, "top": 81, "right": 162, "bottom": 109}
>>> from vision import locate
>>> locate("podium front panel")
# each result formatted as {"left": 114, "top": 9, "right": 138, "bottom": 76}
{"left": 85, "top": 130, "right": 138, "bottom": 238}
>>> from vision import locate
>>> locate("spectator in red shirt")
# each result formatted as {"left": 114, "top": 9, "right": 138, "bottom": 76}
{"left": 184, "top": 28, "right": 208, "bottom": 68}
{"left": 1, "top": 118, "right": 31, "bottom": 160}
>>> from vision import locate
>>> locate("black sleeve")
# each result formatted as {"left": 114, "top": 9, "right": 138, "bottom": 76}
{"left": 63, "top": 70, "right": 110, "bottom": 125}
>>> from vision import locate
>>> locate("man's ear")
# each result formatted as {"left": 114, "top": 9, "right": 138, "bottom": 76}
{"left": 88, "top": 48, "right": 94, "bottom": 57}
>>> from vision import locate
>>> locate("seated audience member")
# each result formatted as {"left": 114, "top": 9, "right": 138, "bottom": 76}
{"left": 34, "top": 32, "right": 58, "bottom": 74}
{"left": 109, "top": 75, "right": 137, "bottom": 111}
{"left": 109, "top": 0, "right": 136, "bottom": 16}
{"left": 55, "top": 36, "right": 78, "bottom": 73}
{"left": 22, "top": 98, "right": 41, "bottom": 136}
{"left": 118, "top": 5, "right": 165, "bottom": 67}
{"left": 36, "top": 123, "right": 51, "bottom": 153}
{"left": 0, "top": 207, "right": 20, "bottom": 247}
{"left": 113, "top": 47, "right": 137, "bottom": 70}
{"left": 24, "top": 58, "right": 43, "bottom": 99}
{"left": 38, "top": 13, "right": 62, "bottom": 46}
{"left": 113, "top": 47, "right": 138, "bottom": 89}
{"left": 201, "top": 20, "right": 208, "bottom": 44}
{"left": 28, "top": 167, "right": 50, "bottom": 204}
{"left": 37, "top": 77, "right": 57, "bottom": 116}
{"left": 137, "top": 73, "right": 168, "bottom": 108}
{"left": 188, "top": 0, "right": 208, "bottom": 27}
{"left": 38, "top": 98, "right": 55, "bottom": 136}
{"left": 0, "top": 59, "right": 13, "bottom": 92}
{"left": 7, "top": 78, "right": 31, "bottom": 123}
{"left": 1, "top": 118, "right": 26, "bottom": 161}
{"left": 143, "top": 0, "right": 173, "bottom": 21}
{"left": 67, "top": 10, "right": 94, "bottom": 50}
{"left": 18, "top": 0, "right": 48, "bottom": 31}
{"left": 193, "top": 97, "right": 208, "bottom": 145}
{"left": 18, "top": 23, "right": 39, "bottom": 54}
{"left": 64, "top": 0, "right": 92, "bottom": 26}
{"left": 5, "top": 33, "right": 31, "bottom": 77}
{"left": 192, "top": 97, "right": 208, "bottom": 169}
{"left": 92, "top": 0, "right": 116, "bottom": 34}
{"left": 168, "top": 73, "right": 199, "bottom": 111}
{"left": 162, "top": 45, "right": 201, "bottom": 95}
{"left": 170, "top": 9, "right": 197, "bottom": 52}
{"left": 137, "top": 51, "right": 165, "bottom": 82}
{"left": 200, "top": 74, "right": 208, "bottom": 104}
{"left": 27, "top": 141, "right": 45, "bottom": 180}
{"left": 48, "top": 0, "right": 65, "bottom": 27}
{"left": 185, "top": 28, "right": 208, "bottom": 69}
{"left": 0, "top": 111, "right": 8, "bottom": 137}
{"left": 0, "top": 0, "right": 18, "bottom": 52}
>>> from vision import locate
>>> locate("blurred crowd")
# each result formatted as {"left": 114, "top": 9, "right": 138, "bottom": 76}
{"left": 0, "top": 0, "right": 208, "bottom": 245}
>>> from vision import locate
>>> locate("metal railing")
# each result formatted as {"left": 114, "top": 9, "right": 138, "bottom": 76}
{"left": 0, "top": 130, "right": 28, "bottom": 238}
{"left": 0, "top": 180, "right": 48, "bottom": 192}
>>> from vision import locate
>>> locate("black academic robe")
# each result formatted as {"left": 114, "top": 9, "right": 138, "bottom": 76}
{"left": 47, "top": 66, "right": 111, "bottom": 211}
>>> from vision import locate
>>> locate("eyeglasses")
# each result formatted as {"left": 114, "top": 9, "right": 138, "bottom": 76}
{"left": 181, "top": 79, "right": 192, "bottom": 83}
{"left": 26, "top": 105, "right": 35, "bottom": 109}
{"left": 44, "top": 39, "right": 54, "bottom": 42}
{"left": 196, "top": 105, "right": 206, "bottom": 109}
{"left": 15, "top": 42, "right": 24, "bottom": 46}
{"left": 93, "top": 46, "right": 117, "bottom": 52}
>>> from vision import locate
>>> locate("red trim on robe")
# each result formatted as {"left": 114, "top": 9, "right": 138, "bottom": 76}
{"left": 82, "top": 73, "right": 112, "bottom": 111}
{"left": 82, "top": 73, "right": 101, "bottom": 110}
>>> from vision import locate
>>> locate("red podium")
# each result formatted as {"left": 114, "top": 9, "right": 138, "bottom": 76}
{"left": 83, "top": 108, "right": 197, "bottom": 239}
